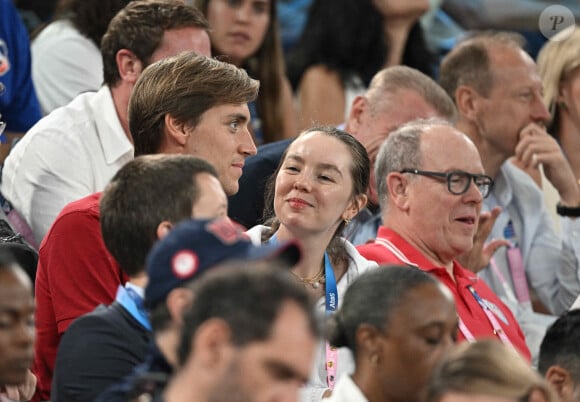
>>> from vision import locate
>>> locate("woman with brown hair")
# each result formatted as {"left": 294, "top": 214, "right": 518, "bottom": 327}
{"left": 194, "top": 0, "right": 297, "bottom": 145}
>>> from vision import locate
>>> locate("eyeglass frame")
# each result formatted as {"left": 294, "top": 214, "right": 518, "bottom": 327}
{"left": 399, "top": 168, "right": 494, "bottom": 199}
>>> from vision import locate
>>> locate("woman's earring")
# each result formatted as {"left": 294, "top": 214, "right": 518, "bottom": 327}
{"left": 344, "top": 217, "right": 351, "bottom": 226}
{"left": 559, "top": 100, "right": 568, "bottom": 110}
{"left": 370, "top": 354, "right": 379, "bottom": 366}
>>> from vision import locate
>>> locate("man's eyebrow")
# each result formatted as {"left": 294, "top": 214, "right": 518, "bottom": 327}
{"left": 226, "top": 113, "right": 249, "bottom": 123}
{"left": 264, "top": 360, "right": 309, "bottom": 384}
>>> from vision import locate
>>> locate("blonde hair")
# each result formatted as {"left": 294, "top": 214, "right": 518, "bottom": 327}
{"left": 537, "top": 26, "right": 580, "bottom": 129}
{"left": 427, "top": 340, "right": 558, "bottom": 402}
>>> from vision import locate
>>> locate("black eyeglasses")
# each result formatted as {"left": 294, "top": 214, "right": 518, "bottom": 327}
{"left": 400, "top": 168, "right": 494, "bottom": 198}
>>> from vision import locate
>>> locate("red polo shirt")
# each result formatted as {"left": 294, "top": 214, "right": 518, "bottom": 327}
{"left": 32, "top": 192, "right": 126, "bottom": 401}
{"left": 357, "top": 226, "right": 531, "bottom": 362}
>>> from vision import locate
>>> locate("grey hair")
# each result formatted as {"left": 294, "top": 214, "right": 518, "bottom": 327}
{"left": 375, "top": 118, "right": 454, "bottom": 211}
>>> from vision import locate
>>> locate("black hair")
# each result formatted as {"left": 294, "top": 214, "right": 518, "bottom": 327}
{"left": 287, "top": 0, "right": 433, "bottom": 89}
{"left": 539, "top": 309, "right": 580, "bottom": 384}
{"left": 178, "top": 260, "right": 318, "bottom": 365}
{"left": 327, "top": 265, "right": 437, "bottom": 354}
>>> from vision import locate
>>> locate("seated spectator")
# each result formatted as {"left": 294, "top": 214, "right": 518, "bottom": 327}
{"left": 539, "top": 309, "right": 580, "bottom": 402}
{"left": 0, "top": 251, "right": 35, "bottom": 401}
{"left": 246, "top": 127, "right": 377, "bottom": 400}
{"left": 357, "top": 119, "right": 531, "bottom": 360}
{"left": 2, "top": 0, "right": 211, "bottom": 245}
{"left": 229, "top": 65, "right": 456, "bottom": 244}
{"left": 51, "top": 155, "right": 226, "bottom": 402}
{"left": 162, "top": 260, "right": 317, "bottom": 402}
{"left": 30, "top": 4, "right": 216, "bottom": 400}
{"left": 33, "top": 52, "right": 257, "bottom": 402}
{"left": 324, "top": 266, "right": 457, "bottom": 402}
{"left": 427, "top": 340, "right": 557, "bottom": 402}
{"left": 96, "top": 217, "right": 302, "bottom": 401}
{"left": 288, "top": 0, "right": 433, "bottom": 130}
{"left": 31, "top": 0, "right": 131, "bottom": 115}
{"left": 0, "top": 0, "right": 41, "bottom": 163}
{"left": 194, "top": 0, "right": 297, "bottom": 144}
{"left": 440, "top": 31, "right": 580, "bottom": 358}
{"left": 537, "top": 26, "right": 580, "bottom": 181}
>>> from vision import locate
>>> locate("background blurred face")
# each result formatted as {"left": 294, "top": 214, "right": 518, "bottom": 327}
{"left": 0, "top": 268, "right": 34, "bottom": 386}
{"left": 274, "top": 132, "right": 358, "bottom": 237}
{"left": 149, "top": 26, "right": 212, "bottom": 62}
{"left": 471, "top": 46, "right": 550, "bottom": 159}
{"left": 558, "top": 65, "right": 580, "bottom": 131}
{"left": 348, "top": 90, "right": 440, "bottom": 206}
{"left": 191, "top": 173, "right": 228, "bottom": 219}
{"left": 206, "top": 0, "right": 270, "bottom": 66}
{"left": 378, "top": 281, "right": 457, "bottom": 402}
{"left": 209, "top": 301, "right": 315, "bottom": 402}
{"left": 405, "top": 127, "right": 484, "bottom": 263}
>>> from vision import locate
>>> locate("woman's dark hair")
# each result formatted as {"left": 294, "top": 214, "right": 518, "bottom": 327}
{"left": 327, "top": 266, "right": 437, "bottom": 354}
{"left": 34, "top": 0, "right": 131, "bottom": 45}
{"left": 287, "top": 0, "right": 433, "bottom": 89}
{"left": 261, "top": 126, "right": 369, "bottom": 269}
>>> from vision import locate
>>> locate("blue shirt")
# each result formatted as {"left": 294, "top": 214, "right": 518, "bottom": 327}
{"left": 0, "top": 0, "right": 41, "bottom": 133}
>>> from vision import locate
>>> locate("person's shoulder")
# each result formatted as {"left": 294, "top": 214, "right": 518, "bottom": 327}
{"left": 42, "top": 192, "right": 101, "bottom": 236}
{"left": 59, "top": 305, "right": 116, "bottom": 341}
{"left": 342, "top": 238, "right": 378, "bottom": 271}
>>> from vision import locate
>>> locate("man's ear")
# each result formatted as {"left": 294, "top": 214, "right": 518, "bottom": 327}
{"left": 455, "top": 85, "right": 482, "bottom": 122}
{"left": 164, "top": 114, "right": 189, "bottom": 147}
{"left": 386, "top": 172, "right": 410, "bottom": 211}
{"left": 192, "top": 318, "right": 234, "bottom": 370}
{"left": 156, "top": 221, "right": 173, "bottom": 240}
{"left": 116, "top": 49, "right": 144, "bottom": 85}
{"left": 347, "top": 96, "right": 369, "bottom": 132}
{"left": 545, "top": 365, "right": 575, "bottom": 401}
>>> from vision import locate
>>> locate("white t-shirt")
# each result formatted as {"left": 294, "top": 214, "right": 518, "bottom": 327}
{"left": 32, "top": 19, "right": 103, "bottom": 115}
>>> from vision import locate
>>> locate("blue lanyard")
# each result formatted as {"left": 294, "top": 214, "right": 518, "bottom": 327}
{"left": 116, "top": 285, "right": 152, "bottom": 331}
{"left": 324, "top": 252, "right": 338, "bottom": 314}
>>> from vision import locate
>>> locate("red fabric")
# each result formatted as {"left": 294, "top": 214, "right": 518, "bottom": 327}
{"left": 32, "top": 192, "right": 126, "bottom": 401}
{"left": 357, "top": 226, "right": 531, "bottom": 362}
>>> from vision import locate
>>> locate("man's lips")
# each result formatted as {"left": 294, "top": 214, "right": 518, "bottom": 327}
{"left": 456, "top": 215, "right": 476, "bottom": 225}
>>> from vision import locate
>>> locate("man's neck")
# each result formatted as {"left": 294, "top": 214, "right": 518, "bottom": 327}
{"left": 110, "top": 83, "right": 133, "bottom": 144}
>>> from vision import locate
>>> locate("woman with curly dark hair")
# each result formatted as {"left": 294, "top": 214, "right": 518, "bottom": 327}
{"left": 289, "top": 0, "right": 434, "bottom": 129}
{"left": 31, "top": 0, "right": 131, "bottom": 114}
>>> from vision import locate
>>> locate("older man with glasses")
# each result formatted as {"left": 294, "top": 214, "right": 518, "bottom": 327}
{"left": 357, "top": 119, "right": 531, "bottom": 361}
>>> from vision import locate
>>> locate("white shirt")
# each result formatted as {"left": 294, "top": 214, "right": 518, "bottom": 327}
{"left": 2, "top": 86, "right": 133, "bottom": 245}
{"left": 32, "top": 20, "right": 103, "bottom": 115}
{"left": 245, "top": 226, "right": 378, "bottom": 402}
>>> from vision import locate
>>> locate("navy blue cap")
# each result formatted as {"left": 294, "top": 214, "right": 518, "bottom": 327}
{"left": 144, "top": 217, "right": 301, "bottom": 309}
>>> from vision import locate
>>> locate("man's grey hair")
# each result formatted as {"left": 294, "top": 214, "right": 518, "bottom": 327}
{"left": 375, "top": 118, "right": 454, "bottom": 211}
